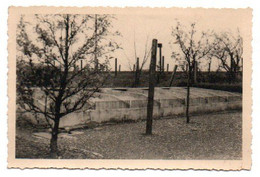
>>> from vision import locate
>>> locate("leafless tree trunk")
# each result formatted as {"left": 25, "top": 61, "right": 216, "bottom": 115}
{"left": 211, "top": 31, "right": 243, "bottom": 83}
{"left": 186, "top": 63, "right": 191, "bottom": 123}
{"left": 171, "top": 22, "right": 213, "bottom": 123}
{"left": 125, "top": 36, "right": 152, "bottom": 87}
{"left": 16, "top": 14, "right": 120, "bottom": 157}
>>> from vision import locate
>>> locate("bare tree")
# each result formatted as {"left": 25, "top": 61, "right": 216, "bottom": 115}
{"left": 125, "top": 35, "right": 152, "bottom": 87}
{"left": 171, "top": 22, "right": 213, "bottom": 123}
{"left": 16, "top": 14, "right": 120, "bottom": 157}
{"left": 211, "top": 31, "right": 243, "bottom": 82}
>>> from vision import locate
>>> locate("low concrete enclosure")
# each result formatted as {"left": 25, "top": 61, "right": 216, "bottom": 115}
{"left": 18, "top": 87, "right": 242, "bottom": 128}
{"left": 58, "top": 87, "right": 242, "bottom": 128}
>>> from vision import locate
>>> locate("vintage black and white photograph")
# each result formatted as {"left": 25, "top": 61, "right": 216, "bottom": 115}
{"left": 8, "top": 7, "right": 252, "bottom": 169}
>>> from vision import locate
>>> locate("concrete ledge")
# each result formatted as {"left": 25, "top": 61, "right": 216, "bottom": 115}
{"left": 88, "top": 101, "right": 241, "bottom": 124}
{"left": 18, "top": 100, "right": 242, "bottom": 128}
{"left": 17, "top": 87, "right": 242, "bottom": 128}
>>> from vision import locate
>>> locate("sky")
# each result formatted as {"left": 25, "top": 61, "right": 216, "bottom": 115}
{"left": 18, "top": 8, "right": 251, "bottom": 72}
{"left": 109, "top": 8, "right": 251, "bottom": 71}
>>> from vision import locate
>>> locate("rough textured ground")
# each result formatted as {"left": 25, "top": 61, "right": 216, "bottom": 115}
{"left": 16, "top": 111, "right": 242, "bottom": 159}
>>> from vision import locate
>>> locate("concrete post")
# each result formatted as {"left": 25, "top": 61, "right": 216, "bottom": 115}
{"left": 146, "top": 39, "right": 158, "bottom": 135}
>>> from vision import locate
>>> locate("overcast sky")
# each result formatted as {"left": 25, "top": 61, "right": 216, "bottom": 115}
{"left": 18, "top": 8, "right": 251, "bottom": 72}
{"left": 110, "top": 8, "right": 251, "bottom": 71}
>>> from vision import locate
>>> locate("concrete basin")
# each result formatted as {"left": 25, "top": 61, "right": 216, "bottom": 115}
{"left": 17, "top": 87, "right": 242, "bottom": 128}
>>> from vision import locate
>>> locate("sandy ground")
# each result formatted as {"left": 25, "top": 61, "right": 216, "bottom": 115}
{"left": 16, "top": 111, "right": 242, "bottom": 160}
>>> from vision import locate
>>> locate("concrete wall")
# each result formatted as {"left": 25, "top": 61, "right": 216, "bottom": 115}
{"left": 16, "top": 87, "right": 242, "bottom": 128}
{"left": 88, "top": 99, "right": 241, "bottom": 124}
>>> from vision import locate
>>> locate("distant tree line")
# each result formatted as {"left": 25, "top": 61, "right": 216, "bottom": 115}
{"left": 171, "top": 21, "right": 243, "bottom": 123}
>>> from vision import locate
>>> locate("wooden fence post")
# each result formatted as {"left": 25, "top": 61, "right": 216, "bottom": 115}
{"left": 157, "top": 43, "right": 162, "bottom": 83}
{"left": 167, "top": 64, "right": 169, "bottom": 73}
{"left": 208, "top": 62, "right": 211, "bottom": 73}
{"left": 119, "top": 65, "right": 121, "bottom": 72}
{"left": 186, "top": 63, "right": 189, "bottom": 74}
{"left": 134, "top": 57, "right": 140, "bottom": 87}
{"left": 162, "top": 56, "right": 165, "bottom": 73}
{"left": 169, "top": 65, "right": 178, "bottom": 87}
{"left": 158, "top": 43, "right": 162, "bottom": 72}
{"left": 136, "top": 57, "right": 140, "bottom": 71}
{"left": 146, "top": 39, "right": 158, "bottom": 135}
{"left": 80, "top": 60, "right": 83, "bottom": 69}
{"left": 115, "top": 58, "right": 117, "bottom": 77}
